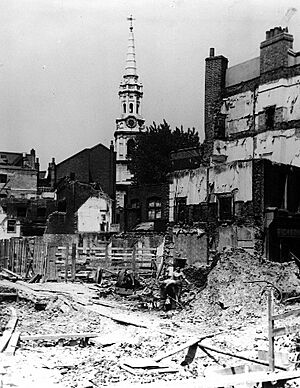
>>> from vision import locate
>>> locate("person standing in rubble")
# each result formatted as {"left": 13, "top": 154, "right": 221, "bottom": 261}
{"left": 159, "top": 265, "right": 190, "bottom": 309}
{"left": 172, "top": 266, "right": 190, "bottom": 303}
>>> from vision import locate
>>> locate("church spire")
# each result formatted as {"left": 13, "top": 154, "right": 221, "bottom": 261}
{"left": 125, "top": 15, "right": 137, "bottom": 77}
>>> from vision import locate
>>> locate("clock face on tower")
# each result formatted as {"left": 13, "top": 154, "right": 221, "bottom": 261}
{"left": 126, "top": 116, "right": 137, "bottom": 129}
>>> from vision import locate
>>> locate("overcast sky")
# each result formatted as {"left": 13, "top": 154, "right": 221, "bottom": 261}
{"left": 1, "top": 0, "right": 300, "bottom": 169}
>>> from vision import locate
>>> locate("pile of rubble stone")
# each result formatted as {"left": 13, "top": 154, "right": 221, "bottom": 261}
{"left": 178, "top": 248, "right": 300, "bottom": 327}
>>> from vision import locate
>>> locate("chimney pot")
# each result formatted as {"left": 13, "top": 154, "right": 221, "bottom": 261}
{"left": 209, "top": 48, "right": 215, "bottom": 57}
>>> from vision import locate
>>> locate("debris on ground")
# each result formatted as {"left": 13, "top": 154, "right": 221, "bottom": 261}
{"left": 1, "top": 248, "right": 300, "bottom": 387}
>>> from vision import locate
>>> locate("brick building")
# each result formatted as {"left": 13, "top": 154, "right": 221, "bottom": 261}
{"left": 46, "top": 178, "right": 112, "bottom": 237}
{"left": 0, "top": 149, "right": 56, "bottom": 238}
{"left": 170, "top": 27, "right": 300, "bottom": 262}
{"left": 125, "top": 183, "right": 169, "bottom": 232}
{"left": 55, "top": 142, "right": 116, "bottom": 202}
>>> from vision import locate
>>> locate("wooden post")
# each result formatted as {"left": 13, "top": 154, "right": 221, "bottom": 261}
{"left": 268, "top": 289, "right": 275, "bottom": 372}
{"left": 71, "top": 243, "right": 76, "bottom": 281}
{"left": 65, "top": 245, "right": 69, "bottom": 282}
{"left": 132, "top": 245, "right": 136, "bottom": 275}
{"left": 104, "top": 242, "right": 109, "bottom": 269}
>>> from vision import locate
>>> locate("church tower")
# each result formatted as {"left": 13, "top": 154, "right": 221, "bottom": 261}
{"left": 114, "top": 16, "right": 145, "bottom": 212}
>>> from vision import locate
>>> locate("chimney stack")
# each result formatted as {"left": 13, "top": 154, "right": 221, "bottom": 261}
{"left": 260, "top": 26, "right": 293, "bottom": 73}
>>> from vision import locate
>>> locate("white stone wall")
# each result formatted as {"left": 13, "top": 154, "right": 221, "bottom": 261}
{"left": 0, "top": 211, "right": 21, "bottom": 239}
{"left": 209, "top": 161, "right": 252, "bottom": 202}
{"left": 222, "top": 91, "right": 254, "bottom": 135}
{"left": 169, "top": 167, "right": 207, "bottom": 222}
{"left": 77, "top": 196, "right": 112, "bottom": 233}
{"left": 169, "top": 161, "right": 253, "bottom": 222}
{"left": 222, "top": 75, "right": 300, "bottom": 138}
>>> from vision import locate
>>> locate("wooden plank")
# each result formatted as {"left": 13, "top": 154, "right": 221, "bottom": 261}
{"left": 198, "top": 343, "right": 286, "bottom": 371}
{"left": 2, "top": 268, "right": 23, "bottom": 280}
{"left": 0, "top": 307, "right": 18, "bottom": 352}
{"left": 154, "top": 334, "right": 220, "bottom": 362}
{"left": 20, "top": 332, "right": 103, "bottom": 341}
{"left": 268, "top": 289, "right": 275, "bottom": 371}
{"left": 71, "top": 243, "right": 76, "bottom": 281}
{"left": 273, "top": 308, "right": 300, "bottom": 321}
{"left": 4, "top": 331, "right": 20, "bottom": 356}
{"left": 273, "top": 323, "right": 300, "bottom": 337}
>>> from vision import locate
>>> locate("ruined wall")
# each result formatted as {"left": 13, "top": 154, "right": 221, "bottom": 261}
{"left": 209, "top": 160, "right": 252, "bottom": 201}
{"left": 213, "top": 137, "right": 253, "bottom": 163}
{"left": 169, "top": 167, "right": 207, "bottom": 222}
{"left": 222, "top": 90, "right": 255, "bottom": 135}
{"left": 173, "top": 231, "right": 207, "bottom": 266}
{"left": 0, "top": 167, "right": 37, "bottom": 198}
{"left": 77, "top": 196, "right": 112, "bottom": 233}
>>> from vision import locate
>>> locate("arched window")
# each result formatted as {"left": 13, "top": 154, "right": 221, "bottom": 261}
{"left": 123, "top": 103, "right": 126, "bottom": 113}
{"left": 136, "top": 103, "right": 139, "bottom": 114}
{"left": 147, "top": 198, "right": 162, "bottom": 220}
{"left": 127, "top": 138, "right": 135, "bottom": 157}
{"left": 129, "top": 103, "right": 133, "bottom": 113}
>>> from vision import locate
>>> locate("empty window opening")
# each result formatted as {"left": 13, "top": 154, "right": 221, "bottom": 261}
{"left": 265, "top": 105, "right": 276, "bottom": 129}
{"left": 0, "top": 174, "right": 7, "bottom": 183}
{"left": 129, "top": 103, "right": 134, "bottom": 113}
{"left": 175, "top": 197, "right": 187, "bottom": 223}
{"left": 218, "top": 195, "right": 233, "bottom": 221}
{"left": 123, "top": 103, "right": 126, "bottom": 113}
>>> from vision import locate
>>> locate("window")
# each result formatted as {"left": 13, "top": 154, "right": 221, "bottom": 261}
{"left": 175, "top": 197, "right": 187, "bottom": 223}
{"left": 127, "top": 139, "right": 135, "bottom": 157}
{"left": 218, "top": 195, "right": 233, "bottom": 221}
{"left": 7, "top": 219, "right": 16, "bottom": 233}
{"left": 123, "top": 103, "right": 126, "bottom": 113}
{"left": 0, "top": 174, "right": 7, "bottom": 183}
{"left": 265, "top": 105, "right": 276, "bottom": 129}
{"left": 17, "top": 207, "right": 27, "bottom": 217}
{"left": 129, "top": 103, "right": 133, "bottom": 113}
{"left": 147, "top": 198, "right": 161, "bottom": 220}
{"left": 136, "top": 103, "right": 139, "bottom": 114}
{"left": 130, "top": 199, "right": 140, "bottom": 209}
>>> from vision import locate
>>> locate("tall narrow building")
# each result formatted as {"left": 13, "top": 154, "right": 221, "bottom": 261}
{"left": 114, "top": 16, "right": 145, "bottom": 224}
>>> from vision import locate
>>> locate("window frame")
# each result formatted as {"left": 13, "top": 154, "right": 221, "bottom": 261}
{"left": 217, "top": 194, "right": 234, "bottom": 222}
{"left": 147, "top": 197, "right": 162, "bottom": 220}
{"left": 7, "top": 219, "right": 17, "bottom": 233}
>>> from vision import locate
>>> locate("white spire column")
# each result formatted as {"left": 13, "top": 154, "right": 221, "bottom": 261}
{"left": 114, "top": 16, "right": 145, "bottom": 214}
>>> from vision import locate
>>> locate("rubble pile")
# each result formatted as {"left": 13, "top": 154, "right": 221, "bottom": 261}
{"left": 181, "top": 248, "right": 300, "bottom": 326}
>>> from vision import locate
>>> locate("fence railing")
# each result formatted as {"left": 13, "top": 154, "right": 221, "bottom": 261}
{"left": 0, "top": 238, "right": 157, "bottom": 282}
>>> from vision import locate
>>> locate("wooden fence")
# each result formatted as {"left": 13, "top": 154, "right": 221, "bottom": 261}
{"left": 0, "top": 238, "right": 158, "bottom": 282}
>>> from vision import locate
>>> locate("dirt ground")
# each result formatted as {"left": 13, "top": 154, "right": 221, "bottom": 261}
{"left": 1, "top": 249, "right": 300, "bottom": 388}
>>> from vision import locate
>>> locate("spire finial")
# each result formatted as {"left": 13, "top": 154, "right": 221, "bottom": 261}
{"left": 127, "top": 15, "right": 135, "bottom": 32}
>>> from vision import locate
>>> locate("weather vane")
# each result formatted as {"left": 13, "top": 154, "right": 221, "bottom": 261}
{"left": 127, "top": 15, "right": 135, "bottom": 32}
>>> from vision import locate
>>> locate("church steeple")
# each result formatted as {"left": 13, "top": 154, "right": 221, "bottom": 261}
{"left": 114, "top": 16, "right": 145, "bottom": 218}
{"left": 116, "top": 15, "right": 144, "bottom": 127}
{"left": 125, "top": 15, "right": 137, "bottom": 77}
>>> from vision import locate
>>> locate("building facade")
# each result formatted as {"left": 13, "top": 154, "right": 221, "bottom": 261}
{"left": 170, "top": 27, "right": 300, "bottom": 262}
